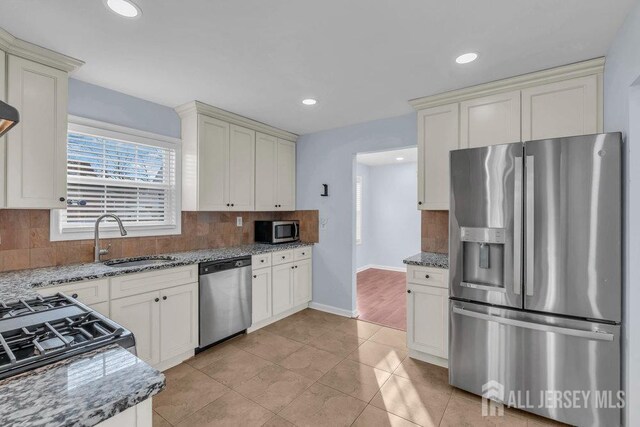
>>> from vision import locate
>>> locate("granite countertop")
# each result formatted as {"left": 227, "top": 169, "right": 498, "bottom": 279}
{"left": 0, "top": 344, "right": 165, "bottom": 427}
{"left": 0, "top": 242, "right": 314, "bottom": 302}
{"left": 403, "top": 252, "right": 449, "bottom": 269}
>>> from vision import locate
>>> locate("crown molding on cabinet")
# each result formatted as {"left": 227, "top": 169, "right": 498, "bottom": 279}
{"left": 175, "top": 100, "right": 298, "bottom": 142}
{"left": 0, "top": 27, "right": 84, "bottom": 73}
{"left": 409, "top": 57, "right": 604, "bottom": 110}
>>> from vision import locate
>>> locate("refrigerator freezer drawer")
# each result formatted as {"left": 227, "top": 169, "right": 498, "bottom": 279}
{"left": 449, "top": 300, "right": 621, "bottom": 427}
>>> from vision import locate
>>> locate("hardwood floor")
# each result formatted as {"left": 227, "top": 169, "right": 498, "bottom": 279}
{"left": 356, "top": 268, "right": 406, "bottom": 331}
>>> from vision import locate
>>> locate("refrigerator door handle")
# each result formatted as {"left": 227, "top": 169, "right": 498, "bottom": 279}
{"left": 525, "top": 155, "right": 535, "bottom": 296}
{"left": 452, "top": 306, "right": 614, "bottom": 341}
{"left": 513, "top": 157, "right": 523, "bottom": 295}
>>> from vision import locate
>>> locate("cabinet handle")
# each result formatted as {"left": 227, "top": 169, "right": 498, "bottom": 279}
{"left": 275, "top": 204, "right": 278, "bottom": 208}
{"left": 231, "top": 203, "right": 234, "bottom": 207}
{"left": 226, "top": 203, "right": 230, "bottom": 207}
{"left": 261, "top": 259, "right": 265, "bottom": 263}
{"left": 418, "top": 201, "right": 422, "bottom": 206}
{"left": 71, "top": 293, "right": 78, "bottom": 299}
{"left": 301, "top": 252, "right": 305, "bottom": 256}
{"left": 253, "top": 275, "right": 257, "bottom": 279}
{"left": 162, "top": 296, "right": 167, "bottom": 300}
{"left": 59, "top": 197, "right": 66, "bottom": 202}
{"left": 407, "top": 290, "right": 412, "bottom": 294}
{"left": 154, "top": 298, "right": 160, "bottom": 302}
{"left": 425, "top": 274, "right": 430, "bottom": 279}
{"left": 291, "top": 266, "right": 295, "bottom": 270}
{"left": 282, "top": 256, "right": 286, "bottom": 259}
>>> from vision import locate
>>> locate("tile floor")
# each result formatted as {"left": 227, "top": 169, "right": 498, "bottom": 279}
{"left": 152, "top": 309, "right": 565, "bottom": 427}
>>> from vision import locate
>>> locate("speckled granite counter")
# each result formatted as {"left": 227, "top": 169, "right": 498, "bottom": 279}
{"left": 403, "top": 252, "right": 449, "bottom": 269}
{"left": 0, "top": 242, "right": 314, "bottom": 302}
{"left": 0, "top": 344, "right": 165, "bottom": 427}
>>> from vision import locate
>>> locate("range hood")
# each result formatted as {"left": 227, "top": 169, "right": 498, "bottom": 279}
{"left": 0, "top": 101, "right": 19, "bottom": 137}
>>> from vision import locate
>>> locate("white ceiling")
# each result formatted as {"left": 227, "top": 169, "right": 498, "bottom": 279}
{"left": 357, "top": 147, "right": 417, "bottom": 166}
{"left": 0, "top": 1, "right": 634, "bottom": 135}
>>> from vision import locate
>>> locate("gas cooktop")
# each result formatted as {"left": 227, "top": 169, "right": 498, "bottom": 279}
{"left": 0, "top": 293, "right": 135, "bottom": 380}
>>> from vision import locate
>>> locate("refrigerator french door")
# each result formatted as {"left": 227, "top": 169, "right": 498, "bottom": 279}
{"left": 449, "top": 133, "right": 622, "bottom": 427}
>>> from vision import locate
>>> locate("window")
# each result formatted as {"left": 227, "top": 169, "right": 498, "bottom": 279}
{"left": 51, "top": 117, "right": 181, "bottom": 241}
{"left": 356, "top": 175, "right": 363, "bottom": 245}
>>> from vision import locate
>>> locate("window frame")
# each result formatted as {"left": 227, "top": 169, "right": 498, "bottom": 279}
{"left": 50, "top": 116, "right": 182, "bottom": 242}
{"left": 356, "top": 175, "right": 363, "bottom": 245}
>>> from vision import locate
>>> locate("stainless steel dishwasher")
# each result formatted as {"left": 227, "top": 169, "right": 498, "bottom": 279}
{"left": 198, "top": 256, "right": 252, "bottom": 351}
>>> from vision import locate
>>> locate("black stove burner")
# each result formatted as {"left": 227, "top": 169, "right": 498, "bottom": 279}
{"left": 2, "top": 305, "right": 48, "bottom": 319}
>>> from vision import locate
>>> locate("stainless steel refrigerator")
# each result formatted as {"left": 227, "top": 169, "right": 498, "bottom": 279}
{"left": 449, "top": 133, "right": 622, "bottom": 427}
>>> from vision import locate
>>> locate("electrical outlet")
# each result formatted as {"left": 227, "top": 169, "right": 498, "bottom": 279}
{"left": 236, "top": 216, "right": 243, "bottom": 227}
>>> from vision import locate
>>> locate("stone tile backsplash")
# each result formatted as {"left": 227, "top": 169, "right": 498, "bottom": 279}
{"left": 0, "top": 210, "right": 319, "bottom": 272}
{"left": 421, "top": 210, "right": 448, "bottom": 254}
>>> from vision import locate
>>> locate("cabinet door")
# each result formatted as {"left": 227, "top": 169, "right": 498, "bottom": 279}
{"left": 228, "top": 125, "right": 255, "bottom": 211}
{"left": 276, "top": 139, "right": 296, "bottom": 211}
{"left": 292, "top": 258, "right": 312, "bottom": 306}
{"left": 460, "top": 91, "right": 521, "bottom": 148}
{"left": 6, "top": 55, "right": 68, "bottom": 209}
{"left": 198, "top": 115, "right": 229, "bottom": 210}
{"left": 521, "top": 75, "right": 599, "bottom": 141}
{"left": 255, "top": 133, "right": 278, "bottom": 211}
{"left": 110, "top": 292, "right": 161, "bottom": 366}
{"left": 417, "top": 103, "right": 459, "bottom": 210}
{"left": 272, "top": 263, "right": 293, "bottom": 316}
{"left": 406, "top": 283, "right": 448, "bottom": 358}
{"left": 90, "top": 301, "right": 110, "bottom": 317}
{"left": 159, "top": 283, "right": 198, "bottom": 361}
{"left": 252, "top": 268, "right": 272, "bottom": 325}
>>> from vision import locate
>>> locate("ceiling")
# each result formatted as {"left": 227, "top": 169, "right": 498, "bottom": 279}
{"left": 357, "top": 147, "right": 417, "bottom": 166}
{"left": 0, "top": 1, "right": 634, "bottom": 135}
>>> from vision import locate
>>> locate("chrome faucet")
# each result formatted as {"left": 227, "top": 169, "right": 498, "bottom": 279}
{"left": 94, "top": 214, "right": 128, "bottom": 262}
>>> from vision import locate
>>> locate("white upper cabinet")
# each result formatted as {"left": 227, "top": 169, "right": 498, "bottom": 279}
{"left": 460, "top": 91, "right": 521, "bottom": 148}
{"left": 6, "top": 55, "right": 68, "bottom": 209}
{"left": 411, "top": 58, "right": 603, "bottom": 211}
{"left": 521, "top": 75, "right": 599, "bottom": 141}
{"left": 176, "top": 101, "right": 297, "bottom": 212}
{"left": 417, "top": 103, "right": 459, "bottom": 211}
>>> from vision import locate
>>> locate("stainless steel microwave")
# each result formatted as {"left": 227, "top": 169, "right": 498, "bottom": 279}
{"left": 255, "top": 220, "right": 299, "bottom": 244}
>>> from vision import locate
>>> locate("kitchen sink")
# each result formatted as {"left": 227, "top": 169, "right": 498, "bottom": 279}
{"left": 104, "top": 256, "right": 179, "bottom": 268}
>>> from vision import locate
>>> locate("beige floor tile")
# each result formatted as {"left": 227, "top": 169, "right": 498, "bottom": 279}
{"left": 153, "top": 363, "right": 228, "bottom": 424}
{"left": 370, "top": 374, "right": 452, "bottom": 426}
{"left": 264, "top": 317, "right": 331, "bottom": 344}
{"left": 175, "top": 390, "right": 274, "bottom": 427}
{"left": 525, "top": 413, "right": 571, "bottom": 426}
{"left": 185, "top": 341, "right": 241, "bottom": 370}
{"left": 279, "top": 383, "right": 367, "bottom": 427}
{"left": 233, "top": 329, "right": 304, "bottom": 363}
{"left": 200, "top": 349, "right": 273, "bottom": 388}
{"left": 440, "top": 394, "right": 527, "bottom": 427}
{"left": 318, "top": 359, "right": 391, "bottom": 402}
{"left": 352, "top": 405, "right": 420, "bottom": 427}
{"left": 278, "top": 345, "right": 343, "bottom": 381}
{"left": 152, "top": 411, "right": 172, "bottom": 427}
{"left": 308, "top": 330, "right": 365, "bottom": 358}
{"left": 291, "top": 308, "right": 352, "bottom": 328}
{"left": 369, "top": 327, "right": 407, "bottom": 350}
{"left": 332, "top": 319, "right": 382, "bottom": 339}
{"left": 394, "top": 358, "right": 450, "bottom": 391}
{"left": 348, "top": 340, "right": 407, "bottom": 372}
{"left": 262, "top": 414, "right": 296, "bottom": 426}
{"left": 234, "top": 364, "right": 314, "bottom": 412}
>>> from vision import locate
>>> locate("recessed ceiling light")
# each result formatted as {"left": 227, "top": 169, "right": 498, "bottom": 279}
{"left": 105, "top": 0, "right": 141, "bottom": 18}
{"left": 302, "top": 98, "right": 317, "bottom": 106}
{"left": 396, "top": 157, "right": 405, "bottom": 161}
{"left": 455, "top": 52, "right": 478, "bottom": 64}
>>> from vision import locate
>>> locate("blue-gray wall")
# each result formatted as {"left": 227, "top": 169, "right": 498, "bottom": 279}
{"left": 68, "top": 78, "right": 181, "bottom": 138}
{"left": 356, "top": 161, "right": 420, "bottom": 270}
{"left": 604, "top": 1, "right": 640, "bottom": 425}
{"left": 296, "top": 113, "right": 417, "bottom": 313}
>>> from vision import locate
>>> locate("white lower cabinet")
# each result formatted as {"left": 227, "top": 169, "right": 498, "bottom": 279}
{"left": 406, "top": 265, "right": 449, "bottom": 367}
{"left": 159, "top": 283, "right": 198, "bottom": 361}
{"left": 252, "top": 267, "right": 272, "bottom": 324}
{"left": 272, "top": 262, "right": 294, "bottom": 316}
{"left": 95, "top": 398, "right": 152, "bottom": 427}
{"left": 293, "top": 258, "right": 312, "bottom": 306}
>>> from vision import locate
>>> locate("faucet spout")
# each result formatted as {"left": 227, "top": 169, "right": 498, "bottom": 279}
{"left": 94, "top": 214, "right": 128, "bottom": 262}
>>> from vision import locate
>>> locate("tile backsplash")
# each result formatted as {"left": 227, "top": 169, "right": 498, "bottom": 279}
{"left": 421, "top": 210, "right": 448, "bottom": 254}
{"left": 0, "top": 210, "right": 319, "bottom": 272}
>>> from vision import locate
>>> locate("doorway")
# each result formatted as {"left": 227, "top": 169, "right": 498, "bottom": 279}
{"left": 354, "top": 147, "right": 420, "bottom": 330}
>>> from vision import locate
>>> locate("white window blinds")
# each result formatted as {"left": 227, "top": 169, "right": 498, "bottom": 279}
{"left": 60, "top": 128, "right": 178, "bottom": 232}
{"left": 356, "top": 176, "right": 363, "bottom": 245}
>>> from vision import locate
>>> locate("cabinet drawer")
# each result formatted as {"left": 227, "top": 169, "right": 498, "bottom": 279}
{"left": 293, "top": 247, "right": 312, "bottom": 261}
{"left": 38, "top": 278, "right": 109, "bottom": 305}
{"left": 252, "top": 253, "right": 272, "bottom": 269}
{"left": 111, "top": 265, "right": 198, "bottom": 299}
{"left": 407, "top": 265, "right": 447, "bottom": 288}
{"left": 271, "top": 250, "right": 294, "bottom": 266}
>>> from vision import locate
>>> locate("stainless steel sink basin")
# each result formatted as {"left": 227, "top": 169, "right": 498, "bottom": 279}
{"left": 104, "top": 256, "right": 178, "bottom": 268}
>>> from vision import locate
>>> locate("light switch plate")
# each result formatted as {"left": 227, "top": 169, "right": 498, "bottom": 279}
{"left": 236, "top": 216, "right": 243, "bottom": 227}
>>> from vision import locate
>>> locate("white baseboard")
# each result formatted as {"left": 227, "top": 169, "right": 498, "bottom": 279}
{"left": 408, "top": 349, "right": 448, "bottom": 368}
{"left": 308, "top": 301, "right": 357, "bottom": 318}
{"left": 358, "top": 264, "right": 406, "bottom": 273}
{"left": 156, "top": 349, "right": 195, "bottom": 372}
{"left": 247, "top": 302, "right": 309, "bottom": 333}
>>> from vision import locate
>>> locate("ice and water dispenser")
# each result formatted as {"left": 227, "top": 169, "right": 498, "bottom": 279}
{"left": 460, "top": 227, "right": 506, "bottom": 291}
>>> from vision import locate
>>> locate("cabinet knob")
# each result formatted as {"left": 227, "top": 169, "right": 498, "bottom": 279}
{"left": 231, "top": 203, "right": 234, "bottom": 207}
{"left": 59, "top": 197, "right": 66, "bottom": 202}
{"left": 275, "top": 204, "right": 278, "bottom": 208}
{"left": 71, "top": 293, "right": 78, "bottom": 299}
{"left": 226, "top": 203, "right": 230, "bottom": 207}
{"left": 407, "top": 290, "right": 412, "bottom": 294}
{"left": 291, "top": 266, "right": 294, "bottom": 270}
{"left": 282, "top": 256, "right": 286, "bottom": 259}
{"left": 253, "top": 275, "right": 257, "bottom": 279}
{"left": 261, "top": 259, "right": 265, "bottom": 263}
{"left": 418, "top": 201, "right": 422, "bottom": 206}
{"left": 154, "top": 298, "right": 160, "bottom": 302}
{"left": 162, "top": 296, "right": 167, "bottom": 300}
{"left": 425, "top": 274, "right": 430, "bottom": 279}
